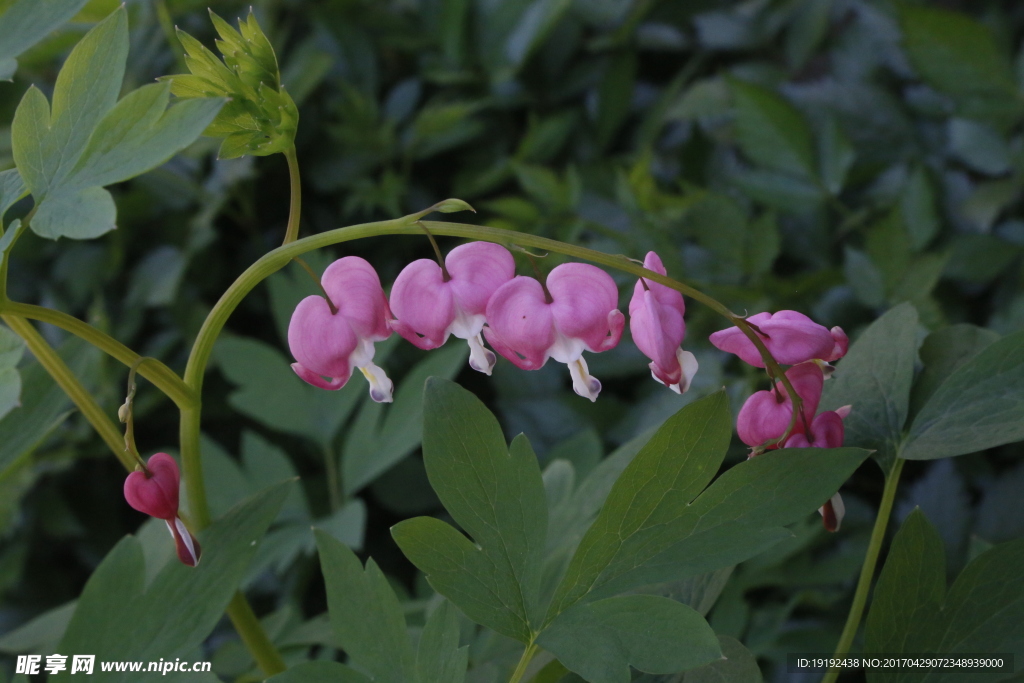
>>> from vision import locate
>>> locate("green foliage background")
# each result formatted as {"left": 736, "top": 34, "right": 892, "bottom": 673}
{"left": 1, "top": 0, "right": 1023, "bottom": 680}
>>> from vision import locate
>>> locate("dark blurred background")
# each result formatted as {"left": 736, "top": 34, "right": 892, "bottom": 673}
{"left": 1, "top": 0, "right": 1023, "bottom": 680}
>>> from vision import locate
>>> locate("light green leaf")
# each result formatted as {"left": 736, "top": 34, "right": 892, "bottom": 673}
{"left": 820, "top": 303, "right": 919, "bottom": 466}
{"left": 391, "top": 378, "right": 547, "bottom": 643}
{"left": 844, "top": 246, "right": 886, "bottom": 309}
{"left": 417, "top": 601, "right": 468, "bottom": 683}
{"left": 902, "top": 329, "right": 1024, "bottom": 460}
{"left": 64, "top": 83, "right": 223, "bottom": 189}
{"left": 0, "top": 169, "right": 27, "bottom": 220}
{"left": 0, "top": 0, "right": 90, "bottom": 80}
{"left": 267, "top": 662, "right": 371, "bottom": 683}
{"left": 52, "top": 482, "right": 290, "bottom": 682}
{"left": 909, "top": 324, "right": 1000, "bottom": 418}
{"left": 0, "top": 601, "right": 75, "bottom": 655}
{"left": 900, "top": 5, "right": 1024, "bottom": 128}
{"left": 316, "top": 531, "right": 416, "bottom": 683}
{"left": 0, "top": 326, "right": 25, "bottom": 421}
{"left": 947, "top": 118, "right": 1012, "bottom": 176}
{"left": 537, "top": 595, "right": 722, "bottom": 683}
{"left": 342, "top": 343, "right": 467, "bottom": 494}
{"left": 216, "top": 335, "right": 361, "bottom": 446}
{"left": 30, "top": 186, "right": 116, "bottom": 240}
{"left": 731, "top": 80, "right": 817, "bottom": 180}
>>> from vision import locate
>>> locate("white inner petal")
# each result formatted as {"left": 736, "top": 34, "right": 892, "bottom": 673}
{"left": 359, "top": 362, "right": 394, "bottom": 403}
{"left": 568, "top": 357, "right": 601, "bottom": 402}
{"left": 466, "top": 333, "right": 496, "bottom": 375}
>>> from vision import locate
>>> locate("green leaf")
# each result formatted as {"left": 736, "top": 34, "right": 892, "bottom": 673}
{"left": 820, "top": 303, "right": 919, "bottom": 466}
{"left": 316, "top": 531, "right": 416, "bottom": 683}
{"left": 63, "top": 83, "right": 222, "bottom": 189}
{"left": 267, "top": 662, "right": 371, "bottom": 683}
{"left": 52, "top": 482, "right": 290, "bottom": 682}
{"left": 10, "top": 7, "right": 224, "bottom": 240}
{"left": 902, "top": 329, "right": 1024, "bottom": 460}
{"left": 417, "top": 601, "right": 468, "bottom": 683}
{"left": 0, "top": 0, "right": 90, "bottom": 80}
{"left": 899, "top": 5, "right": 1024, "bottom": 128}
{"left": 730, "top": 80, "right": 817, "bottom": 180}
{"left": 537, "top": 595, "right": 722, "bottom": 683}
{"left": 0, "top": 601, "right": 75, "bottom": 655}
{"left": 865, "top": 509, "right": 1024, "bottom": 678}
{"left": 901, "top": 166, "right": 940, "bottom": 251}
{"left": 215, "top": 335, "right": 361, "bottom": 446}
{"left": 29, "top": 186, "right": 116, "bottom": 240}
{"left": 0, "top": 326, "right": 25, "bottom": 421}
{"left": 391, "top": 378, "right": 547, "bottom": 643}
{"left": 0, "top": 169, "right": 28, "bottom": 220}
{"left": 817, "top": 115, "right": 855, "bottom": 195}
{"left": 342, "top": 344, "right": 467, "bottom": 494}
{"left": 548, "top": 392, "right": 870, "bottom": 617}
{"left": 679, "top": 635, "right": 763, "bottom": 683}
{"left": 844, "top": 247, "right": 886, "bottom": 309}
{"left": 0, "top": 337, "right": 97, "bottom": 476}
{"left": 909, "top": 325, "right": 1000, "bottom": 418}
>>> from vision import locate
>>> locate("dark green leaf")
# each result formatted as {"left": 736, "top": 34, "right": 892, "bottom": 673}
{"left": 821, "top": 303, "right": 919, "bottom": 466}
{"left": 0, "top": 169, "right": 27, "bottom": 220}
{"left": 215, "top": 335, "right": 361, "bottom": 446}
{"left": 899, "top": 6, "right": 1024, "bottom": 128}
{"left": 731, "top": 80, "right": 817, "bottom": 180}
{"left": 901, "top": 166, "right": 940, "bottom": 251}
{"left": 537, "top": 595, "right": 722, "bottom": 683}
{"left": 909, "top": 325, "right": 999, "bottom": 418}
{"left": 902, "top": 329, "right": 1024, "bottom": 460}
{"left": 315, "top": 531, "right": 416, "bottom": 683}
{"left": 417, "top": 601, "right": 468, "bottom": 683}
{"left": 0, "top": 326, "right": 25, "bottom": 421}
{"left": 52, "top": 482, "right": 290, "bottom": 682}
{"left": 391, "top": 378, "right": 547, "bottom": 642}
{"left": 817, "top": 115, "right": 855, "bottom": 195}
{"left": 0, "top": 601, "right": 75, "bottom": 654}
{"left": 342, "top": 344, "right": 466, "bottom": 494}
{"left": 680, "top": 635, "right": 763, "bottom": 683}
{"left": 267, "top": 662, "right": 371, "bottom": 683}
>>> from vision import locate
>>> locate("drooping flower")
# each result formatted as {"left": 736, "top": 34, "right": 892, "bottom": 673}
{"left": 390, "top": 242, "right": 515, "bottom": 375}
{"left": 288, "top": 256, "right": 394, "bottom": 402}
{"left": 484, "top": 263, "right": 625, "bottom": 401}
{"left": 710, "top": 310, "right": 848, "bottom": 368}
{"left": 124, "top": 453, "right": 201, "bottom": 567}
{"left": 736, "top": 361, "right": 824, "bottom": 448}
{"left": 628, "top": 251, "right": 698, "bottom": 394}
{"left": 784, "top": 407, "right": 852, "bottom": 532}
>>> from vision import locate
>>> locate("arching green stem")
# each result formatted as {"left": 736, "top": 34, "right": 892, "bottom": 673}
{"left": 0, "top": 301, "right": 194, "bottom": 409}
{"left": 2, "top": 314, "right": 134, "bottom": 471}
{"left": 281, "top": 146, "right": 302, "bottom": 245}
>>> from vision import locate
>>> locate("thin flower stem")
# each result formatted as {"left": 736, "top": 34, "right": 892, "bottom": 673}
{"left": 0, "top": 301, "right": 194, "bottom": 409}
{"left": 508, "top": 642, "right": 539, "bottom": 683}
{"left": 822, "top": 457, "right": 906, "bottom": 683}
{"left": 281, "top": 146, "right": 302, "bottom": 245}
{"left": 226, "top": 592, "right": 287, "bottom": 676}
{"left": 2, "top": 314, "right": 135, "bottom": 471}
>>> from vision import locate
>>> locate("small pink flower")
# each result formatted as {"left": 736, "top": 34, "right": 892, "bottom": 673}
{"left": 710, "top": 310, "right": 848, "bottom": 368}
{"left": 124, "top": 453, "right": 201, "bottom": 567}
{"left": 628, "top": 252, "right": 698, "bottom": 393}
{"left": 484, "top": 263, "right": 625, "bottom": 401}
{"left": 288, "top": 256, "right": 394, "bottom": 402}
{"left": 736, "top": 362, "right": 824, "bottom": 447}
{"left": 784, "top": 407, "right": 852, "bottom": 532}
{"left": 390, "top": 242, "right": 515, "bottom": 375}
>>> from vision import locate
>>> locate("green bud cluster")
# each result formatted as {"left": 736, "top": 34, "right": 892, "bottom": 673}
{"left": 161, "top": 10, "right": 298, "bottom": 159}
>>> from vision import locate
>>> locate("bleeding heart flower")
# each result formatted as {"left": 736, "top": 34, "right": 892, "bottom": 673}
{"left": 710, "top": 310, "right": 848, "bottom": 368}
{"left": 484, "top": 263, "right": 625, "bottom": 401}
{"left": 288, "top": 256, "right": 394, "bottom": 402}
{"left": 628, "top": 251, "right": 698, "bottom": 394}
{"left": 390, "top": 242, "right": 515, "bottom": 375}
{"left": 784, "top": 407, "right": 852, "bottom": 532}
{"left": 736, "top": 362, "right": 824, "bottom": 448}
{"left": 124, "top": 453, "right": 201, "bottom": 567}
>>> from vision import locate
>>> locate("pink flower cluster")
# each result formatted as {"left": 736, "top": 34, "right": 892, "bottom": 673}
{"left": 286, "top": 247, "right": 699, "bottom": 403}
{"left": 711, "top": 311, "right": 851, "bottom": 531}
